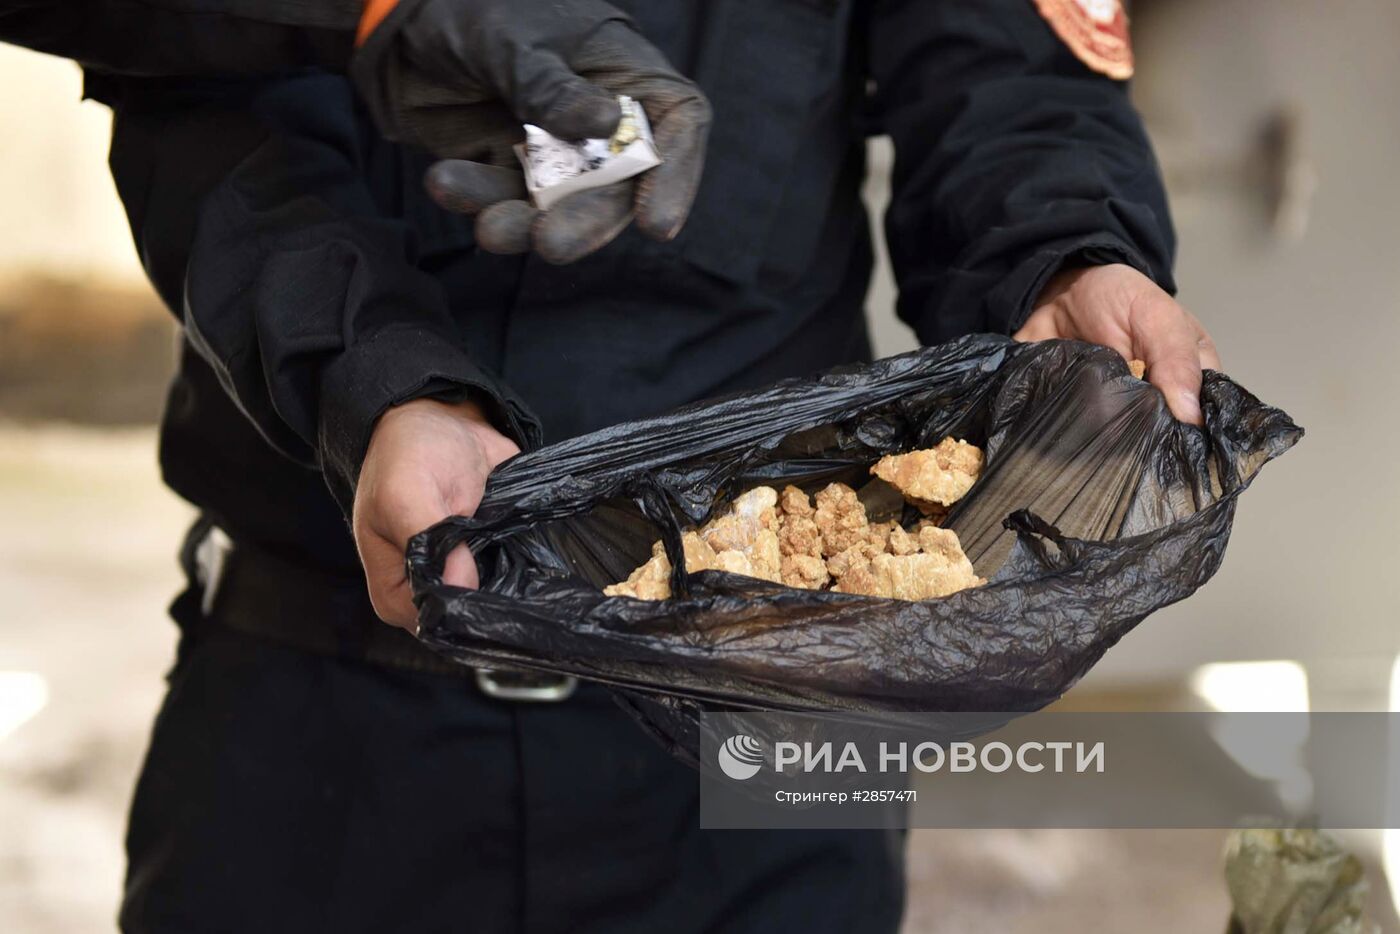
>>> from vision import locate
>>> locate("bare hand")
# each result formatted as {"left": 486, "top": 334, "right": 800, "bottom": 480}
{"left": 352, "top": 398, "right": 519, "bottom": 630}
{"left": 1014, "top": 264, "right": 1221, "bottom": 425}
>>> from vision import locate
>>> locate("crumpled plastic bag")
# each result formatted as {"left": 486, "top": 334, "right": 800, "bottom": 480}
{"left": 407, "top": 335, "right": 1300, "bottom": 762}
{"left": 1224, "top": 829, "right": 1374, "bottom": 934}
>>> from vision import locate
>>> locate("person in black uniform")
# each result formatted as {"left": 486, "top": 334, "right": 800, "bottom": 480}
{"left": 5, "top": 0, "right": 1220, "bottom": 931}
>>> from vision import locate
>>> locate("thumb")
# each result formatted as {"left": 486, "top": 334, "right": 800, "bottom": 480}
{"left": 1133, "top": 297, "right": 1205, "bottom": 426}
{"left": 362, "top": 485, "right": 476, "bottom": 629}
{"left": 516, "top": 57, "right": 621, "bottom": 139}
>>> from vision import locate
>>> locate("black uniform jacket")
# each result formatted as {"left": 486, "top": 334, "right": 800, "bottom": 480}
{"left": 20, "top": 0, "right": 1176, "bottom": 582}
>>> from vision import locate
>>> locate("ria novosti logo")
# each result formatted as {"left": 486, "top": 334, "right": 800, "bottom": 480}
{"left": 717, "top": 734, "right": 765, "bottom": 780}
{"left": 714, "top": 733, "right": 1106, "bottom": 782}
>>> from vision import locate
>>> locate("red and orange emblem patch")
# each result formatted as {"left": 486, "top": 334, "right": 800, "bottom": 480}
{"left": 1032, "top": 0, "right": 1134, "bottom": 80}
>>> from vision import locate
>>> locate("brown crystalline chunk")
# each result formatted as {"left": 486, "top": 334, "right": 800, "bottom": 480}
{"left": 834, "top": 528, "right": 983, "bottom": 600}
{"left": 886, "top": 524, "right": 919, "bottom": 556}
{"left": 779, "top": 515, "right": 822, "bottom": 559}
{"left": 777, "top": 486, "right": 823, "bottom": 563}
{"left": 608, "top": 470, "right": 986, "bottom": 600}
{"left": 607, "top": 489, "right": 782, "bottom": 600}
{"left": 813, "top": 482, "right": 870, "bottom": 555}
{"left": 748, "top": 528, "right": 783, "bottom": 583}
{"left": 833, "top": 522, "right": 984, "bottom": 599}
{"left": 697, "top": 487, "right": 783, "bottom": 584}
{"left": 779, "top": 485, "right": 814, "bottom": 518}
{"left": 825, "top": 535, "right": 887, "bottom": 599}
{"left": 690, "top": 486, "right": 783, "bottom": 584}
{"left": 681, "top": 531, "right": 716, "bottom": 572}
{"left": 1128, "top": 358, "right": 1147, "bottom": 379}
{"left": 867, "top": 551, "right": 983, "bottom": 600}
{"left": 701, "top": 486, "right": 779, "bottom": 553}
{"left": 870, "top": 438, "right": 983, "bottom": 508}
{"left": 917, "top": 524, "right": 966, "bottom": 561}
{"left": 713, "top": 549, "right": 754, "bottom": 577}
{"left": 826, "top": 541, "right": 878, "bottom": 579}
{"left": 603, "top": 540, "right": 673, "bottom": 600}
{"left": 830, "top": 552, "right": 880, "bottom": 597}
{"left": 865, "top": 520, "right": 899, "bottom": 553}
{"left": 781, "top": 553, "right": 829, "bottom": 590}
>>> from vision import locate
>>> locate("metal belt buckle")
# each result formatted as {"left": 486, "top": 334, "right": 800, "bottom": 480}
{"left": 474, "top": 667, "right": 578, "bottom": 703}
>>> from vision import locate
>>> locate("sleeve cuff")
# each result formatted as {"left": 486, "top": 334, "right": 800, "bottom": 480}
{"left": 911, "top": 231, "right": 1175, "bottom": 345}
{"left": 1001, "top": 235, "right": 1173, "bottom": 335}
{"left": 317, "top": 324, "right": 542, "bottom": 512}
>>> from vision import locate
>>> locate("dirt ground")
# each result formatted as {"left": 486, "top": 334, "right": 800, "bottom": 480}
{"left": 0, "top": 423, "right": 1253, "bottom": 932}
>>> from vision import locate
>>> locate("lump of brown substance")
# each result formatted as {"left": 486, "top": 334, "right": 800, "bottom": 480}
{"left": 692, "top": 486, "right": 782, "bottom": 584}
{"left": 681, "top": 531, "right": 717, "bottom": 572}
{"left": 603, "top": 541, "right": 673, "bottom": 600}
{"left": 870, "top": 437, "right": 983, "bottom": 508}
{"left": 825, "top": 540, "right": 879, "bottom": 580}
{"left": 1128, "top": 358, "right": 1147, "bottom": 379}
{"left": 865, "top": 519, "right": 900, "bottom": 553}
{"left": 833, "top": 525, "right": 983, "bottom": 599}
{"left": 713, "top": 549, "right": 754, "bottom": 577}
{"left": 779, "top": 485, "right": 814, "bottom": 518}
{"left": 701, "top": 486, "right": 779, "bottom": 553}
{"left": 831, "top": 561, "right": 879, "bottom": 597}
{"left": 747, "top": 528, "right": 783, "bottom": 583}
{"left": 606, "top": 445, "right": 989, "bottom": 601}
{"left": 916, "top": 524, "right": 966, "bottom": 561}
{"left": 781, "top": 554, "right": 829, "bottom": 590}
{"left": 777, "top": 486, "right": 823, "bottom": 558}
{"left": 886, "top": 524, "right": 919, "bottom": 556}
{"left": 605, "top": 489, "right": 782, "bottom": 598}
{"left": 813, "top": 482, "right": 871, "bottom": 555}
{"left": 864, "top": 552, "right": 983, "bottom": 600}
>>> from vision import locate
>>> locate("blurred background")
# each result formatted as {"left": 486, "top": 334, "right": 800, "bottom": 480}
{"left": 2, "top": 0, "right": 1398, "bottom": 930}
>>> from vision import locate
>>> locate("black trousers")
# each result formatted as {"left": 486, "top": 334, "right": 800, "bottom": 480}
{"left": 121, "top": 617, "right": 906, "bottom": 933}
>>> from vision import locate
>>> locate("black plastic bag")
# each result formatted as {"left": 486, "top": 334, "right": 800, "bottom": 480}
{"left": 407, "top": 335, "right": 1300, "bottom": 762}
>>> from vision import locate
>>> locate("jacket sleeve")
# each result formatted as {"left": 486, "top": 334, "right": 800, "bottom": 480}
{"left": 869, "top": 0, "right": 1176, "bottom": 344}
{"left": 106, "top": 74, "right": 540, "bottom": 512}
{"left": 0, "top": 0, "right": 356, "bottom": 75}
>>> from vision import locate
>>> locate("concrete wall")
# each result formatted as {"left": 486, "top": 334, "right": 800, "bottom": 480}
{"left": 0, "top": 47, "right": 140, "bottom": 284}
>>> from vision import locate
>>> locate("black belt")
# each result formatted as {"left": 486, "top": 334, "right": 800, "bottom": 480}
{"left": 190, "top": 523, "right": 577, "bottom": 702}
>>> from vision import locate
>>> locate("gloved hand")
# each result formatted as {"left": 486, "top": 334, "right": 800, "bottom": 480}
{"left": 352, "top": 0, "right": 711, "bottom": 264}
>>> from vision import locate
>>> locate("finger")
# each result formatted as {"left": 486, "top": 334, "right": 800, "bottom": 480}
{"left": 1132, "top": 296, "right": 1205, "bottom": 426}
{"left": 533, "top": 182, "right": 635, "bottom": 264}
{"left": 1012, "top": 306, "right": 1061, "bottom": 342}
{"left": 362, "top": 477, "right": 462, "bottom": 629}
{"left": 634, "top": 94, "right": 710, "bottom": 241}
{"left": 475, "top": 200, "right": 538, "bottom": 254}
{"left": 516, "top": 57, "right": 622, "bottom": 139}
{"left": 425, "top": 161, "right": 527, "bottom": 215}
{"left": 443, "top": 543, "right": 480, "bottom": 590}
{"left": 1183, "top": 308, "right": 1223, "bottom": 371}
{"left": 360, "top": 530, "right": 419, "bottom": 630}
{"left": 1198, "top": 338, "right": 1222, "bottom": 373}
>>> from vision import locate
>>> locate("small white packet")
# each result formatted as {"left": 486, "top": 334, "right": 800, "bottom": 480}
{"left": 515, "top": 95, "right": 662, "bottom": 210}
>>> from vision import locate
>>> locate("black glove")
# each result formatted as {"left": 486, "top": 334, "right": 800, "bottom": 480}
{"left": 352, "top": 0, "right": 710, "bottom": 264}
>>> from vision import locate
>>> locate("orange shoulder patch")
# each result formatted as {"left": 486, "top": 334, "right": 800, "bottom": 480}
{"left": 1032, "top": 0, "right": 1134, "bottom": 80}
